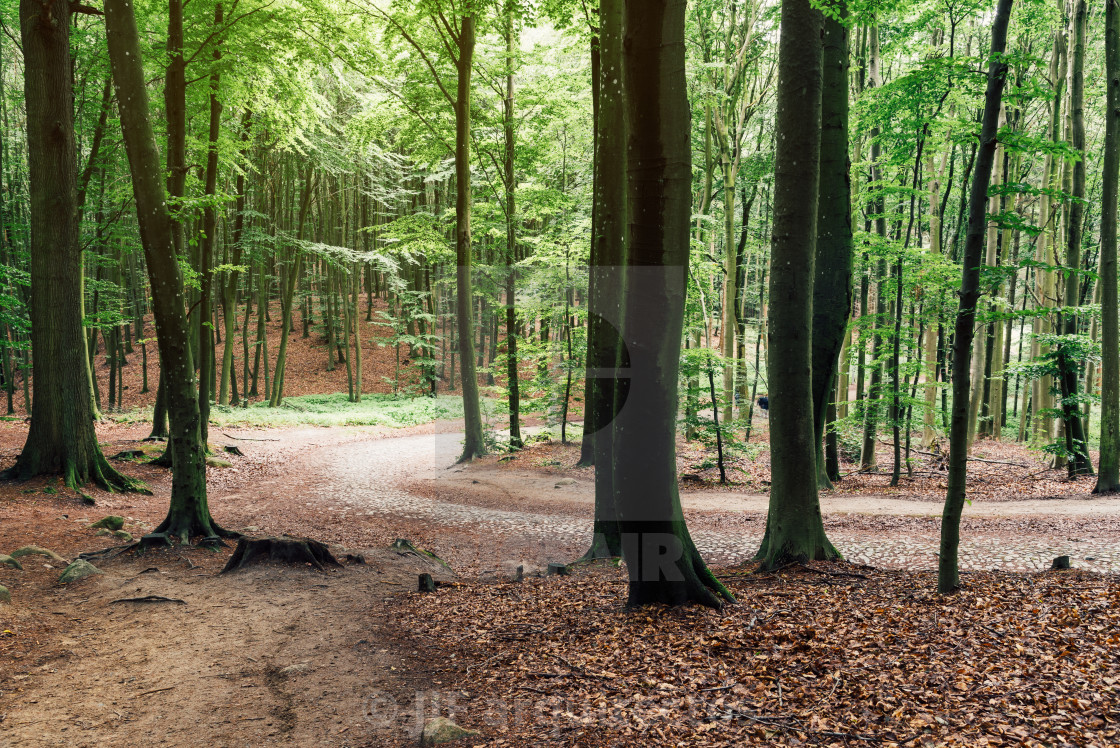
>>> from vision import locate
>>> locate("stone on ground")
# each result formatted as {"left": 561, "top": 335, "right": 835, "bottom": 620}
{"left": 9, "top": 545, "right": 67, "bottom": 564}
{"left": 58, "top": 559, "right": 103, "bottom": 584}
{"left": 0, "top": 585, "right": 10, "bottom": 603}
{"left": 113, "top": 530, "right": 134, "bottom": 542}
{"left": 89, "top": 516, "right": 125, "bottom": 531}
{"left": 419, "top": 717, "right": 478, "bottom": 746}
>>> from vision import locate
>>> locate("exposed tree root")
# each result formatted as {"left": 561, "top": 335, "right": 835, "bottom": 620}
{"left": 1, "top": 452, "right": 150, "bottom": 495}
{"left": 573, "top": 528, "right": 623, "bottom": 565}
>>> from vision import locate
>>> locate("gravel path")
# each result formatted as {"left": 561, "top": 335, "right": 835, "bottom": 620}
{"left": 304, "top": 431, "right": 1120, "bottom": 575}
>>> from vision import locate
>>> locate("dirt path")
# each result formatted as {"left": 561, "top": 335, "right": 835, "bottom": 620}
{"left": 4, "top": 422, "right": 1120, "bottom": 747}
{"left": 254, "top": 429, "right": 1120, "bottom": 575}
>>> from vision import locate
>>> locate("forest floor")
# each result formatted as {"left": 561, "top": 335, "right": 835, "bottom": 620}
{"left": 0, "top": 412, "right": 1118, "bottom": 746}
{"left": 0, "top": 297, "right": 1117, "bottom": 745}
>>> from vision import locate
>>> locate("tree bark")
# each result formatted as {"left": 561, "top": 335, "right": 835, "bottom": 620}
{"left": 755, "top": 0, "right": 839, "bottom": 568}
{"left": 577, "top": 0, "right": 626, "bottom": 561}
{"left": 1096, "top": 0, "right": 1120, "bottom": 493}
{"left": 454, "top": 15, "right": 485, "bottom": 462}
{"left": 939, "top": 0, "right": 1013, "bottom": 593}
{"left": 4, "top": 0, "right": 144, "bottom": 493}
{"left": 105, "top": 0, "right": 233, "bottom": 544}
{"left": 812, "top": 5, "right": 853, "bottom": 491}
{"left": 615, "top": 0, "right": 732, "bottom": 608}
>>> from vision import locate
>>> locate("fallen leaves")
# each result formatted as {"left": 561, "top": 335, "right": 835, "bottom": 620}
{"left": 399, "top": 563, "right": 1120, "bottom": 746}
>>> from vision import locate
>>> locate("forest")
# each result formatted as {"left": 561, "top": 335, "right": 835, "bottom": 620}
{"left": 0, "top": 0, "right": 1119, "bottom": 744}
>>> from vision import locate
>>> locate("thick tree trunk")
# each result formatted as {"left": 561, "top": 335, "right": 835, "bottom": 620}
{"left": 577, "top": 0, "right": 626, "bottom": 561}
{"left": 755, "top": 0, "right": 839, "bottom": 568}
{"left": 1096, "top": 0, "right": 1120, "bottom": 493}
{"left": 615, "top": 0, "right": 732, "bottom": 608}
{"left": 105, "top": 0, "right": 233, "bottom": 544}
{"left": 939, "top": 0, "right": 1013, "bottom": 593}
{"left": 4, "top": 0, "right": 144, "bottom": 493}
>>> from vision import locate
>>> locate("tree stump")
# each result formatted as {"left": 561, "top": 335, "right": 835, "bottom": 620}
{"left": 547, "top": 562, "right": 570, "bottom": 577}
{"left": 418, "top": 573, "right": 436, "bottom": 592}
{"left": 220, "top": 537, "right": 342, "bottom": 574}
{"left": 1051, "top": 555, "right": 1072, "bottom": 570}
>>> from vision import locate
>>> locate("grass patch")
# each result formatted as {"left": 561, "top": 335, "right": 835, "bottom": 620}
{"left": 113, "top": 393, "right": 472, "bottom": 430}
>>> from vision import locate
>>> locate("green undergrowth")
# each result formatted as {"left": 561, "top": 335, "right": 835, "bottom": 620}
{"left": 114, "top": 393, "right": 472, "bottom": 429}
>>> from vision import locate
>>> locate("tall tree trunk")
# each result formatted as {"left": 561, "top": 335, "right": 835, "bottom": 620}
{"left": 939, "top": 0, "right": 1013, "bottom": 593}
{"left": 1058, "top": 0, "right": 1093, "bottom": 477}
{"left": 812, "top": 4, "right": 853, "bottom": 491}
{"left": 455, "top": 15, "right": 485, "bottom": 462}
{"left": 1096, "top": 0, "right": 1120, "bottom": 493}
{"left": 615, "top": 0, "right": 732, "bottom": 608}
{"left": 105, "top": 0, "right": 234, "bottom": 543}
{"left": 755, "top": 0, "right": 839, "bottom": 568}
{"left": 576, "top": 0, "right": 626, "bottom": 561}
{"left": 196, "top": 2, "right": 223, "bottom": 445}
{"left": 4, "top": 0, "right": 143, "bottom": 493}
{"left": 503, "top": 4, "right": 522, "bottom": 449}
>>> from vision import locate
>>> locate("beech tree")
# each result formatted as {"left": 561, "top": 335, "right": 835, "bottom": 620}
{"left": 1097, "top": 0, "right": 1120, "bottom": 493}
{"left": 754, "top": 0, "right": 839, "bottom": 568}
{"left": 614, "top": 0, "right": 732, "bottom": 608}
{"left": 3, "top": 0, "right": 144, "bottom": 493}
{"left": 939, "top": 0, "right": 1014, "bottom": 594}
{"left": 104, "top": 0, "right": 234, "bottom": 544}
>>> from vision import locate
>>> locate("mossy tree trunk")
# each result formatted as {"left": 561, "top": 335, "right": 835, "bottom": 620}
{"left": 104, "top": 0, "right": 233, "bottom": 543}
{"left": 4, "top": 0, "right": 144, "bottom": 494}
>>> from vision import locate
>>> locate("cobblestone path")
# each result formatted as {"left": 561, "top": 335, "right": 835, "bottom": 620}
{"left": 309, "top": 431, "right": 1120, "bottom": 575}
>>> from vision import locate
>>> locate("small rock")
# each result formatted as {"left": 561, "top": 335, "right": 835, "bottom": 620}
{"left": 206, "top": 457, "right": 232, "bottom": 468}
{"left": 10, "top": 545, "right": 67, "bottom": 564}
{"left": 96, "top": 529, "right": 112, "bottom": 537}
{"left": 278, "top": 662, "right": 309, "bottom": 676}
{"left": 89, "top": 516, "right": 125, "bottom": 531}
{"left": 554, "top": 478, "right": 576, "bottom": 488}
{"left": 419, "top": 717, "right": 478, "bottom": 746}
{"left": 418, "top": 573, "right": 437, "bottom": 592}
{"left": 1051, "top": 555, "right": 1071, "bottom": 570}
{"left": 113, "top": 530, "right": 134, "bottom": 542}
{"left": 58, "top": 559, "right": 103, "bottom": 584}
{"left": 0, "top": 585, "right": 9, "bottom": 603}
{"left": 242, "top": 526, "right": 260, "bottom": 533}
{"left": 0, "top": 554, "right": 23, "bottom": 570}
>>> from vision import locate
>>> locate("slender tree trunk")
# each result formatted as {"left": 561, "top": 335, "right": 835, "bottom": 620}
{"left": 1058, "top": 0, "right": 1093, "bottom": 477}
{"left": 812, "top": 4, "right": 853, "bottom": 490}
{"left": 939, "top": 0, "right": 1013, "bottom": 593}
{"left": 454, "top": 15, "right": 485, "bottom": 462}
